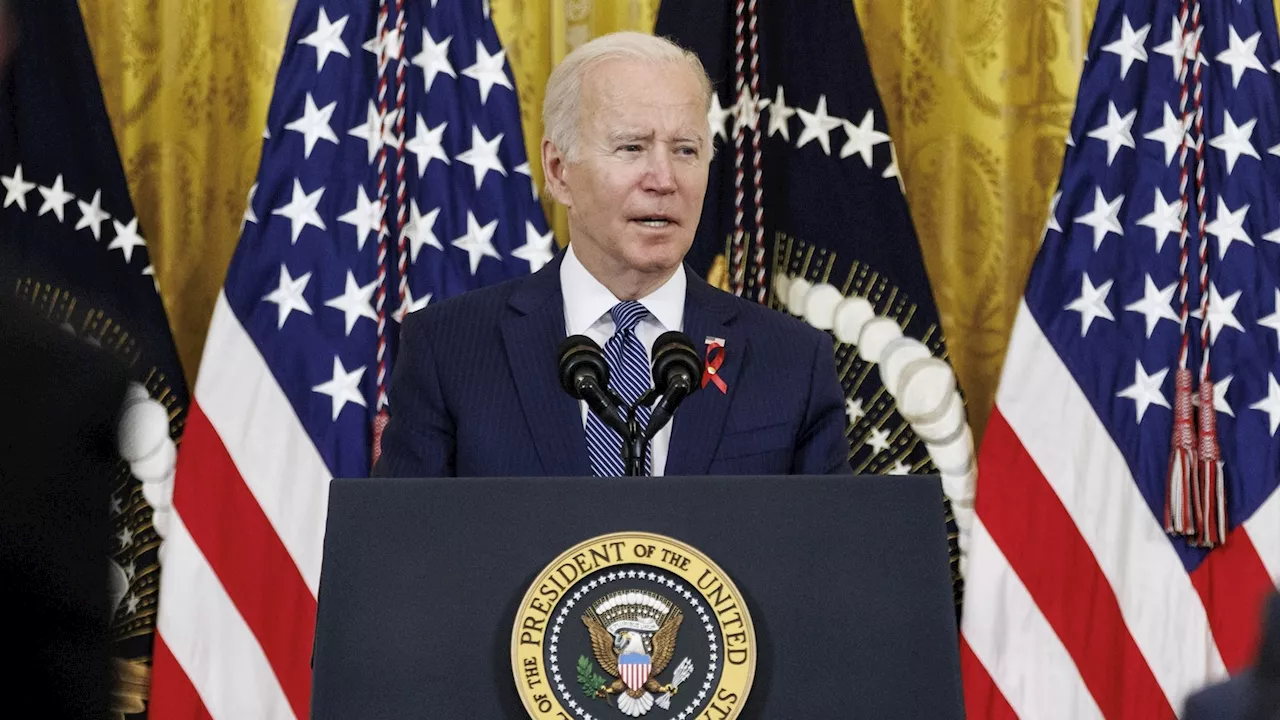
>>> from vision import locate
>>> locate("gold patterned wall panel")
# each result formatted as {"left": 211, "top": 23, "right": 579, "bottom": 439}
{"left": 79, "top": 0, "right": 296, "bottom": 384}
{"left": 852, "top": 0, "right": 1098, "bottom": 439}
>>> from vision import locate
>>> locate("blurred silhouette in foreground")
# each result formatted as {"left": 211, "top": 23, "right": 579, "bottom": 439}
{"left": 1184, "top": 591, "right": 1280, "bottom": 720}
{"left": 0, "top": 283, "right": 128, "bottom": 718}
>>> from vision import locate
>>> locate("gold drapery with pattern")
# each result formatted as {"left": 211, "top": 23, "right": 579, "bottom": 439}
{"left": 82, "top": 0, "right": 1279, "bottom": 438}
{"left": 853, "top": 0, "right": 1098, "bottom": 437}
{"left": 79, "top": 0, "right": 296, "bottom": 383}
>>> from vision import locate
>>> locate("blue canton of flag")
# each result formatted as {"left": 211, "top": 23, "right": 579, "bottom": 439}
{"left": 228, "top": 0, "right": 552, "bottom": 478}
{"left": 1031, "top": 0, "right": 1280, "bottom": 570}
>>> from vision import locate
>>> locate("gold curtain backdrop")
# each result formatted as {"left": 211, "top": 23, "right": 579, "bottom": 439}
{"left": 79, "top": 0, "right": 297, "bottom": 388}
{"left": 852, "top": 0, "right": 1098, "bottom": 438}
{"left": 82, "top": 0, "right": 1277, "bottom": 440}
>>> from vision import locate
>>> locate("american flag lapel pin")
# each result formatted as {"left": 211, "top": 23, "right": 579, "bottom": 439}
{"left": 702, "top": 336, "right": 727, "bottom": 394}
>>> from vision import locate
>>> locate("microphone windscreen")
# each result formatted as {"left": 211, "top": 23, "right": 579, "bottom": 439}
{"left": 651, "top": 331, "right": 702, "bottom": 392}
{"left": 557, "top": 334, "right": 607, "bottom": 399}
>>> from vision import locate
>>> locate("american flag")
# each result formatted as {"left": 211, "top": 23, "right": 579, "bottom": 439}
{"left": 962, "top": 0, "right": 1280, "bottom": 717}
{"left": 147, "top": 1, "right": 551, "bottom": 717}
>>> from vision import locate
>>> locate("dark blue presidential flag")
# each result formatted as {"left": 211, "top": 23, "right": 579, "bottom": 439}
{"left": 0, "top": 0, "right": 189, "bottom": 716}
{"left": 656, "top": 0, "right": 972, "bottom": 605}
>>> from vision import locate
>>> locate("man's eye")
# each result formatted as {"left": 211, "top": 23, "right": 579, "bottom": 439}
{"left": 618, "top": 144, "right": 641, "bottom": 152}
{"left": 677, "top": 146, "right": 698, "bottom": 156}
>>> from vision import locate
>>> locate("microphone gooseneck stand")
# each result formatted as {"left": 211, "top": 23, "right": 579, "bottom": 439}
{"left": 613, "top": 332, "right": 705, "bottom": 477}
{"left": 621, "top": 397, "right": 653, "bottom": 477}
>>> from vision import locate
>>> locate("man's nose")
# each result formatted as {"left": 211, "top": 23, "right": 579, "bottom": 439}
{"left": 642, "top": 151, "right": 677, "bottom": 193}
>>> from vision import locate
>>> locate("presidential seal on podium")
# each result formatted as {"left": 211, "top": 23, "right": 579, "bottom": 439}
{"left": 512, "top": 532, "right": 756, "bottom": 719}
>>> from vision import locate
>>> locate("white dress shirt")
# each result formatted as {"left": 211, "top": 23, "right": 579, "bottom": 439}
{"left": 560, "top": 244, "right": 687, "bottom": 476}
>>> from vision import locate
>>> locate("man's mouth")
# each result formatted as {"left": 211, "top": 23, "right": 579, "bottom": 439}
{"left": 632, "top": 216, "right": 674, "bottom": 228}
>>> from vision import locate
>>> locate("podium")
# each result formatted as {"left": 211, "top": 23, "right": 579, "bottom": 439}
{"left": 311, "top": 475, "right": 963, "bottom": 719}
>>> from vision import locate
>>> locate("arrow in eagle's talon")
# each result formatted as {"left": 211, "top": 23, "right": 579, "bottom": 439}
{"left": 655, "top": 658, "right": 694, "bottom": 710}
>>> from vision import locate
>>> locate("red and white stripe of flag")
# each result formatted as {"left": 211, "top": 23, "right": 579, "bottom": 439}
{"left": 621, "top": 658, "right": 651, "bottom": 692}
{"left": 960, "top": 303, "right": 1280, "bottom": 719}
{"left": 149, "top": 293, "right": 334, "bottom": 719}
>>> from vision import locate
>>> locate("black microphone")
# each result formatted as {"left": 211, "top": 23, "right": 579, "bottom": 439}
{"left": 645, "top": 331, "right": 703, "bottom": 439}
{"left": 557, "top": 335, "right": 628, "bottom": 434}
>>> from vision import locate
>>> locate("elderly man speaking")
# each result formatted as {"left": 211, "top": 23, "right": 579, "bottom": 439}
{"left": 374, "top": 31, "right": 849, "bottom": 479}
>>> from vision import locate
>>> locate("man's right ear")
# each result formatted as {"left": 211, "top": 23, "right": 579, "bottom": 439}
{"left": 541, "top": 138, "right": 572, "bottom": 208}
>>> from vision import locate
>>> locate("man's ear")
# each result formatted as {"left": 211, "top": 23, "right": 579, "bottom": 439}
{"left": 541, "top": 138, "right": 573, "bottom": 208}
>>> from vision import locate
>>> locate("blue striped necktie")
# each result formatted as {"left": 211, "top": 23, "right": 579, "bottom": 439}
{"left": 585, "top": 301, "right": 653, "bottom": 476}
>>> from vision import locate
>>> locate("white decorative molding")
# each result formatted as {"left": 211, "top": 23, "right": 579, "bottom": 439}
{"left": 117, "top": 382, "right": 179, "bottom": 547}
{"left": 776, "top": 272, "right": 976, "bottom": 555}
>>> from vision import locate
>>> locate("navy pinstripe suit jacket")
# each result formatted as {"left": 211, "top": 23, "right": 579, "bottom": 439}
{"left": 373, "top": 253, "right": 851, "bottom": 478}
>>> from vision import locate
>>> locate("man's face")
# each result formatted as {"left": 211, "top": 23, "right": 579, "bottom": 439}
{"left": 548, "top": 58, "right": 710, "bottom": 284}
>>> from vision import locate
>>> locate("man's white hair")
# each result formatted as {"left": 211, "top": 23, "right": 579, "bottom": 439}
{"left": 542, "top": 31, "right": 713, "bottom": 162}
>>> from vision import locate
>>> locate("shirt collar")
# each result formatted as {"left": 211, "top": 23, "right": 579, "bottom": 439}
{"left": 560, "top": 244, "right": 686, "bottom": 334}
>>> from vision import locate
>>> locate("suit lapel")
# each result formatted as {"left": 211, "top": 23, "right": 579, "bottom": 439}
{"left": 665, "top": 273, "right": 743, "bottom": 475}
{"left": 501, "top": 255, "right": 590, "bottom": 476}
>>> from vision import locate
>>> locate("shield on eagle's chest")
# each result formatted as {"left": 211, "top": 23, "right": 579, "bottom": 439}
{"left": 618, "top": 652, "right": 650, "bottom": 692}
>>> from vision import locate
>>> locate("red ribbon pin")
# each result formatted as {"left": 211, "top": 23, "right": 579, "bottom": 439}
{"left": 702, "top": 336, "right": 727, "bottom": 394}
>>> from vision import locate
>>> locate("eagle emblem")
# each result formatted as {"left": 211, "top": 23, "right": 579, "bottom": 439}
{"left": 512, "top": 533, "right": 755, "bottom": 719}
{"left": 579, "top": 590, "right": 692, "bottom": 717}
